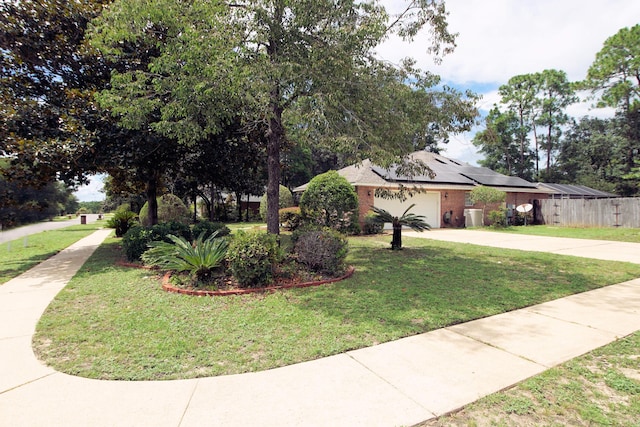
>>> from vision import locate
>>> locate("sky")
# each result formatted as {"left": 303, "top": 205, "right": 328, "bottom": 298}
{"left": 378, "top": 0, "right": 640, "bottom": 164}
{"left": 74, "top": 0, "right": 640, "bottom": 201}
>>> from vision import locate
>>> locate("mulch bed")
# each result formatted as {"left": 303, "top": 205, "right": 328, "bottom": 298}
{"left": 116, "top": 259, "right": 355, "bottom": 297}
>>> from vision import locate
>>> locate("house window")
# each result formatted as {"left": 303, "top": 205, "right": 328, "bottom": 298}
{"left": 465, "top": 192, "right": 473, "bottom": 206}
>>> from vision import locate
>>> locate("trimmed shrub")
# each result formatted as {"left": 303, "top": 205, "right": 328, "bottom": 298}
{"left": 122, "top": 221, "right": 191, "bottom": 261}
{"left": 294, "top": 228, "right": 348, "bottom": 276}
{"left": 259, "top": 185, "right": 294, "bottom": 221}
{"left": 139, "top": 194, "right": 191, "bottom": 227}
{"left": 192, "top": 220, "right": 230, "bottom": 239}
{"left": 107, "top": 209, "right": 138, "bottom": 237}
{"left": 299, "top": 171, "right": 358, "bottom": 234}
{"left": 279, "top": 206, "right": 302, "bottom": 231}
{"left": 362, "top": 210, "right": 384, "bottom": 235}
{"left": 488, "top": 209, "right": 508, "bottom": 228}
{"left": 226, "top": 231, "right": 280, "bottom": 287}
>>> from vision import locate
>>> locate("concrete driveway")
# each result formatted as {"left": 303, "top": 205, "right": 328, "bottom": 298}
{"left": 405, "top": 228, "right": 640, "bottom": 264}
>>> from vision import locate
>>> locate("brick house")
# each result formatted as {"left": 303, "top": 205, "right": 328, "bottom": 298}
{"left": 295, "top": 151, "right": 552, "bottom": 228}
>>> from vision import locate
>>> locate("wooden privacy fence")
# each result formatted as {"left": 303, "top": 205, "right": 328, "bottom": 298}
{"left": 539, "top": 198, "right": 640, "bottom": 228}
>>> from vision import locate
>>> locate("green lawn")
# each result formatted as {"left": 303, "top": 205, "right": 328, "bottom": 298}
{"left": 489, "top": 225, "right": 640, "bottom": 243}
{"left": 0, "top": 222, "right": 106, "bottom": 285}
{"left": 33, "top": 235, "right": 640, "bottom": 381}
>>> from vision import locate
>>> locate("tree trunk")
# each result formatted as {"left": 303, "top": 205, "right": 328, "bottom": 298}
{"left": 245, "top": 194, "right": 250, "bottom": 222}
{"left": 266, "top": 93, "right": 283, "bottom": 235}
{"left": 391, "top": 221, "right": 402, "bottom": 250}
{"left": 145, "top": 175, "right": 159, "bottom": 226}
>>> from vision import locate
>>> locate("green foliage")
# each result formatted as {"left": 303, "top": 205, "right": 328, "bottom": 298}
{"left": 362, "top": 211, "right": 384, "bottom": 235}
{"left": 299, "top": 171, "right": 359, "bottom": 233}
{"left": 294, "top": 228, "right": 348, "bottom": 276}
{"left": 121, "top": 221, "right": 191, "bottom": 261}
{"left": 139, "top": 194, "right": 191, "bottom": 227}
{"left": 473, "top": 106, "right": 535, "bottom": 181}
{"left": 106, "top": 209, "right": 138, "bottom": 238}
{"left": 78, "top": 201, "right": 103, "bottom": 214}
{"left": 226, "top": 231, "right": 280, "bottom": 287}
{"left": 259, "top": 185, "right": 294, "bottom": 221}
{"left": 488, "top": 209, "right": 508, "bottom": 228}
{"left": 191, "top": 221, "right": 230, "bottom": 240}
{"left": 0, "top": 171, "right": 77, "bottom": 228}
{"left": 279, "top": 207, "right": 302, "bottom": 231}
{"left": 470, "top": 186, "right": 506, "bottom": 206}
{"left": 141, "top": 232, "right": 228, "bottom": 283}
{"left": 88, "top": 0, "right": 476, "bottom": 235}
{"left": 583, "top": 24, "right": 640, "bottom": 111}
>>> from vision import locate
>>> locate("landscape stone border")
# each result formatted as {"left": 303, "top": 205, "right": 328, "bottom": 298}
{"left": 161, "top": 266, "right": 355, "bottom": 296}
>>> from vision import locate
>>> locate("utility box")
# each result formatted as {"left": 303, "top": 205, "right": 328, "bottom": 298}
{"left": 464, "top": 209, "right": 483, "bottom": 227}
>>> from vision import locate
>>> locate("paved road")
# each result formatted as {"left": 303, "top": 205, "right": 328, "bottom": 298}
{"left": 0, "top": 214, "right": 102, "bottom": 244}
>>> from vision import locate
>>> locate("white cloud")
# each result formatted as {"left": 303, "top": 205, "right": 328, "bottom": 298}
{"left": 380, "top": 0, "right": 640, "bottom": 85}
{"left": 379, "top": 0, "right": 639, "bottom": 165}
{"left": 74, "top": 174, "right": 106, "bottom": 202}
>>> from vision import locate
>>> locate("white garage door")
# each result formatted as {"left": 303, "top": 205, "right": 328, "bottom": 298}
{"left": 373, "top": 192, "right": 441, "bottom": 229}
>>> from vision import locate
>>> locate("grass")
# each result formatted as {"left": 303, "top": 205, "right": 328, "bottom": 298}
{"left": 488, "top": 225, "right": 640, "bottom": 243}
{"left": 420, "top": 331, "right": 640, "bottom": 426}
{"left": 33, "top": 234, "right": 640, "bottom": 381}
{"left": 226, "top": 221, "right": 266, "bottom": 231}
{"left": 0, "top": 222, "right": 106, "bottom": 285}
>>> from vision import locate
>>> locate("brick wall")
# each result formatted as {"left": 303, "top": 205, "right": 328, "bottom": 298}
{"left": 440, "top": 190, "right": 469, "bottom": 228}
{"left": 355, "top": 186, "right": 376, "bottom": 228}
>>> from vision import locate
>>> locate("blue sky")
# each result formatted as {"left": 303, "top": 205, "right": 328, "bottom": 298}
{"left": 379, "top": 0, "right": 640, "bottom": 164}
{"left": 74, "top": 0, "right": 640, "bottom": 201}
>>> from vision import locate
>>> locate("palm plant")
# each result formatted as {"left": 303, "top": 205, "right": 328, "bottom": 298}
{"left": 141, "top": 231, "right": 228, "bottom": 283}
{"left": 371, "top": 204, "right": 431, "bottom": 250}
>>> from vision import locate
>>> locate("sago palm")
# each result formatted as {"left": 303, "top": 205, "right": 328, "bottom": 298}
{"left": 371, "top": 204, "right": 431, "bottom": 250}
{"left": 141, "top": 231, "right": 228, "bottom": 282}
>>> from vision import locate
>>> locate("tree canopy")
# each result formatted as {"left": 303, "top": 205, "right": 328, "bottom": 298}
{"left": 89, "top": 0, "right": 479, "bottom": 233}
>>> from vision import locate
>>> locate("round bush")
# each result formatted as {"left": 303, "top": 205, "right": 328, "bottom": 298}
{"left": 362, "top": 211, "right": 383, "bottom": 235}
{"left": 122, "top": 221, "right": 192, "bottom": 261}
{"left": 192, "top": 221, "right": 230, "bottom": 239}
{"left": 279, "top": 207, "right": 302, "bottom": 231}
{"left": 259, "top": 185, "right": 294, "bottom": 221}
{"left": 299, "top": 171, "right": 358, "bottom": 234}
{"left": 226, "top": 231, "right": 280, "bottom": 288}
{"left": 294, "top": 228, "right": 348, "bottom": 276}
{"left": 139, "top": 194, "right": 190, "bottom": 227}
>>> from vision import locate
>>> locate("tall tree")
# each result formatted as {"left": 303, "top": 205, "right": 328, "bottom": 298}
{"left": 535, "top": 69, "right": 577, "bottom": 179}
{"left": 0, "top": 0, "right": 112, "bottom": 187}
{"left": 555, "top": 117, "right": 621, "bottom": 191}
{"left": 498, "top": 73, "right": 540, "bottom": 177}
{"left": 90, "top": 0, "right": 478, "bottom": 234}
{"left": 582, "top": 24, "right": 640, "bottom": 192}
{"left": 473, "top": 107, "right": 534, "bottom": 179}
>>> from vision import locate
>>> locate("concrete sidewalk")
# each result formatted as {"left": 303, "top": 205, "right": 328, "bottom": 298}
{"left": 1, "top": 229, "right": 639, "bottom": 426}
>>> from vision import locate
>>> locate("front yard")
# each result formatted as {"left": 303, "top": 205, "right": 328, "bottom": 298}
{"left": 33, "top": 234, "right": 640, "bottom": 380}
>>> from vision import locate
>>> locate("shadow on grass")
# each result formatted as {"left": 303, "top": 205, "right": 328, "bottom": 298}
{"left": 292, "top": 237, "right": 637, "bottom": 335}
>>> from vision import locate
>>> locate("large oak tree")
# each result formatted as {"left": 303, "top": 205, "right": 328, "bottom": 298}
{"left": 90, "top": 0, "right": 478, "bottom": 234}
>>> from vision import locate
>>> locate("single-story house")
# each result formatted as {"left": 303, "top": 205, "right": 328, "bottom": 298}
{"left": 294, "top": 151, "right": 553, "bottom": 228}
